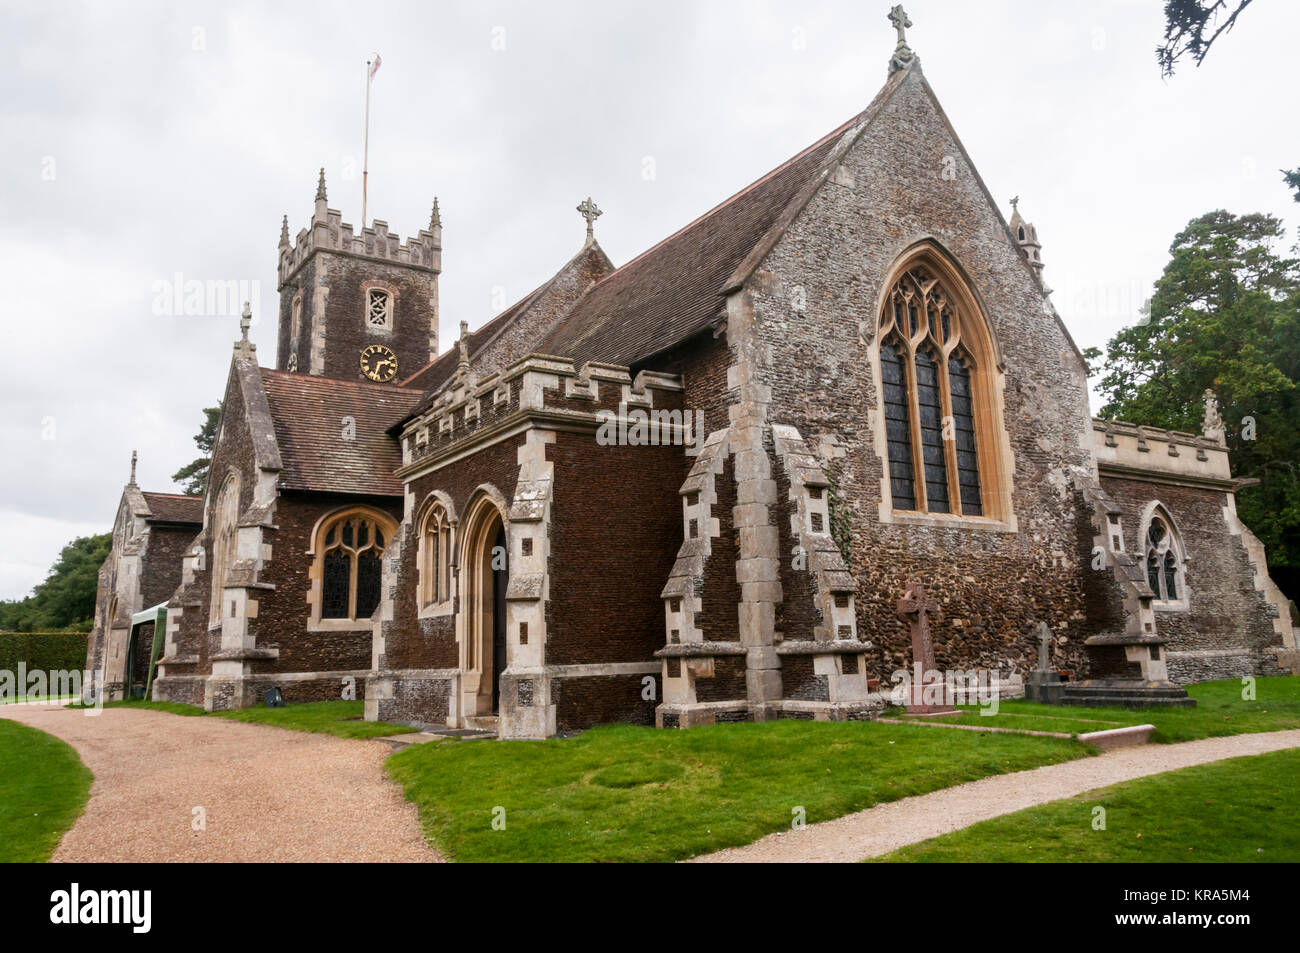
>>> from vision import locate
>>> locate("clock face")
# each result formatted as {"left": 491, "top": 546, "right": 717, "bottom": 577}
{"left": 360, "top": 344, "right": 398, "bottom": 382}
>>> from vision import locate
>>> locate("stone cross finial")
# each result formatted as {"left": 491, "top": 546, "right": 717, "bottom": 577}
{"left": 1202, "top": 388, "right": 1225, "bottom": 443}
{"left": 129, "top": 450, "right": 137, "bottom": 486}
{"left": 1009, "top": 195, "right": 1020, "bottom": 213}
{"left": 1036, "top": 621, "right": 1053, "bottom": 673}
{"left": 576, "top": 196, "right": 602, "bottom": 241}
{"left": 315, "top": 167, "right": 327, "bottom": 202}
{"left": 887, "top": 4, "right": 915, "bottom": 73}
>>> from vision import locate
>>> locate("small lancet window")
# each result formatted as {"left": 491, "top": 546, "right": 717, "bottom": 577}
{"left": 420, "top": 503, "right": 454, "bottom": 608}
{"left": 1143, "top": 512, "right": 1185, "bottom": 604}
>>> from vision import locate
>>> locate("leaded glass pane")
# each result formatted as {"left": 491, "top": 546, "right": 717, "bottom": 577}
{"left": 356, "top": 549, "right": 382, "bottom": 619}
{"left": 915, "top": 347, "right": 949, "bottom": 513}
{"left": 1163, "top": 551, "right": 1178, "bottom": 601}
{"left": 322, "top": 549, "right": 351, "bottom": 619}
{"left": 948, "top": 352, "right": 982, "bottom": 516}
{"left": 880, "top": 337, "right": 915, "bottom": 511}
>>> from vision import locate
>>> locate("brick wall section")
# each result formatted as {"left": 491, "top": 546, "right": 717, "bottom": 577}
{"left": 695, "top": 453, "right": 741, "bottom": 644}
{"left": 546, "top": 430, "right": 681, "bottom": 666}
{"left": 1099, "top": 475, "right": 1284, "bottom": 681}
{"left": 139, "top": 525, "right": 196, "bottom": 608}
{"left": 773, "top": 463, "right": 822, "bottom": 642}
{"left": 248, "top": 490, "right": 401, "bottom": 676}
{"left": 553, "top": 674, "right": 653, "bottom": 733}
{"left": 748, "top": 66, "right": 1095, "bottom": 683}
{"left": 277, "top": 256, "right": 317, "bottom": 372}
{"left": 693, "top": 655, "right": 748, "bottom": 703}
{"left": 381, "top": 437, "right": 524, "bottom": 673}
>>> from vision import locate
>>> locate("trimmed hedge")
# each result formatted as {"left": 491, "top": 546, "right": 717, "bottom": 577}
{"left": 0, "top": 631, "right": 89, "bottom": 676}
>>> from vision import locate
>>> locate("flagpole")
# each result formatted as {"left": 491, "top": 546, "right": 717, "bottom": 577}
{"left": 362, "top": 58, "right": 371, "bottom": 229}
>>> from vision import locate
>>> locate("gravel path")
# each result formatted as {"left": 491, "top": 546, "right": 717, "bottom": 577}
{"left": 692, "top": 728, "right": 1300, "bottom": 863}
{"left": 0, "top": 704, "right": 440, "bottom": 863}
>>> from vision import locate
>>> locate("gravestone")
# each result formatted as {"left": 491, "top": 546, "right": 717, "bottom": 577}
{"left": 1024, "top": 621, "right": 1064, "bottom": 704}
{"left": 896, "top": 580, "right": 956, "bottom": 714}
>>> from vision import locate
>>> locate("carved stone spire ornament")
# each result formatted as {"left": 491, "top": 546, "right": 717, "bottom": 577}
{"left": 129, "top": 450, "right": 138, "bottom": 486}
{"left": 576, "top": 196, "right": 602, "bottom": 243}
{"left": 458, "top": 319, "right": 470, "bottom": 371}
{"left": 235, "top": 301, "right": 257, "bottom": 358}
{"left": 315, "top": 167, "right": 328, "bottom": 202}
{"left": 1202, "top": 388, "right": 1226, "bottom": 444}
{"left": 430, "top": 197, "right": 441, "bottom": 230}
{"left": 279, "top": 214, "right": 290, "bottom": 248}
{"left": 887, "top": 4, "right": 916, "bottom": 74}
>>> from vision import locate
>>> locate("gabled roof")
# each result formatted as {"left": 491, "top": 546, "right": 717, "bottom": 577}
{"left": 259, "top": 369, "right": 423, "bottom": 496}
{"left": 399, "top": 278, "right": 547, "bottom": 394}
{"left": 401, "top": 241, "right": 614, "bottom": 420}
{"left": 534, "top": 69, "right": 908, "bottom": 368}
{"left": 140, "top": 492, "right": 204, "bottom": 525}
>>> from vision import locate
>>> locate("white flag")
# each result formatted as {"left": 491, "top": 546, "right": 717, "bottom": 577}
{"left": 368, "top": 53, "right": 382, "bottom": 80}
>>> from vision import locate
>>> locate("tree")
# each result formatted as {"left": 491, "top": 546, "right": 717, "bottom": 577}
{"left": 0, "top": 533, "right": 112, "bottom": 632}
{"left": 1285, "top": 168, "right": 1300, "bottom": 203}
{"left": 171, "top": 403, "right": 222, "bottom": 495}
{"left": 1157, "top": 0, "right": 1254, "bottom": 77}
{"left": 1095, "top": 210, "right": 1300, "bottom": 585}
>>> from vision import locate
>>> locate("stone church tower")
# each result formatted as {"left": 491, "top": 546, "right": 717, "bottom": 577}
{"left": 275, "top": 169, "right": 442, "bottom": 383}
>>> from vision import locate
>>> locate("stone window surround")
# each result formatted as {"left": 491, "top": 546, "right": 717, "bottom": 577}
{"left": 1138, "top": 500, "right": 1190, "bottom": 612}
{"left": 287, "top": 291, "right": 303, "bottom": 371}
{"left": 208, "top": 472, "right": 241, "bottom": 627}
{"left": 361, "top": 280, "right": 398, "bottom": 333}
{"left": 304, "top": 504, "right": 399, "bottom": 632}
{"left": 869, "top": 242, "right": 1017, "bottom": 533}
{"left": 416, "top": 491, "right": 456, "bottom": 620}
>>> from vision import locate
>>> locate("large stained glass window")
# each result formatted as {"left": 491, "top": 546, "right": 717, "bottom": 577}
{"left": 878, "top": 265, "right": 986, "bottom": 516}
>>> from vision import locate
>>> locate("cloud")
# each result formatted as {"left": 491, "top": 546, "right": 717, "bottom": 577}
{"left": 2, "top": 0, "right": 1298, "bottom": 598}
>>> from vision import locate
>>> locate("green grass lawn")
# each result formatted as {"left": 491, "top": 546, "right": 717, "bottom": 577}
{"left": 894, "top": 676, "right": 1300, "bottom": 743}
{"left": 875, "top": 748, "right": 1300, "bottom": 862}
{"left": 77, "top": 699, "right": 416, "bottom": 740}
{"left": 384, "top": 720, "right": 1089, "bottom": 863}
{"left": 0, "top": 719, "right": 93, "bottom": 862}
{"left": 215, "top": 700, "right": 415, "bottom": 739}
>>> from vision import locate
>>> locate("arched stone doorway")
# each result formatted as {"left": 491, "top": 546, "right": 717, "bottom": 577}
{"left": 459, "top": 495, "right": 509, "bottom": 720}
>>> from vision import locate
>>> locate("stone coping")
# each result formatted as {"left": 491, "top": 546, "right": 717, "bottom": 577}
{"left": 775, "top": 639, "right": 873, "bottom": 655}
{"left": 654, "top": 641, "right": 748, "bottom": 658}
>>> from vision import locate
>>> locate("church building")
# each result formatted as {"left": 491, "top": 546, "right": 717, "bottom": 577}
{"left": 85, "top": 11, "right": 1296, "bottom": 737}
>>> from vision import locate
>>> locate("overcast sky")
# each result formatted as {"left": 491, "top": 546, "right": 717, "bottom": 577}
{"left": 2, "top": 0, "right": 1298, "bottom": 600}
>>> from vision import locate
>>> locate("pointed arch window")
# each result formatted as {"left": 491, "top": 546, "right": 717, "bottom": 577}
{"left": 1143, "top": 511, "right": 1186, "bottom": 605}
{"left": 878, "top": 263, "right": 995, "bottom": 517}
{"left": 312, "top": 508, "right": 396, "bottom": 625}
{"left": 287, "top": 291, "right": 302, "bottom": 372}
{"left": 419, "top": 502, "right": 454, "bottom": 610}
{"left": 209, "top": 474, "right": 240, "bottom": 626}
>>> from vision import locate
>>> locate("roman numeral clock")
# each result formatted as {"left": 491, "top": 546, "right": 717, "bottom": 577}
{"left": 360, "top": 344, "right": 397, "bottom": 382}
